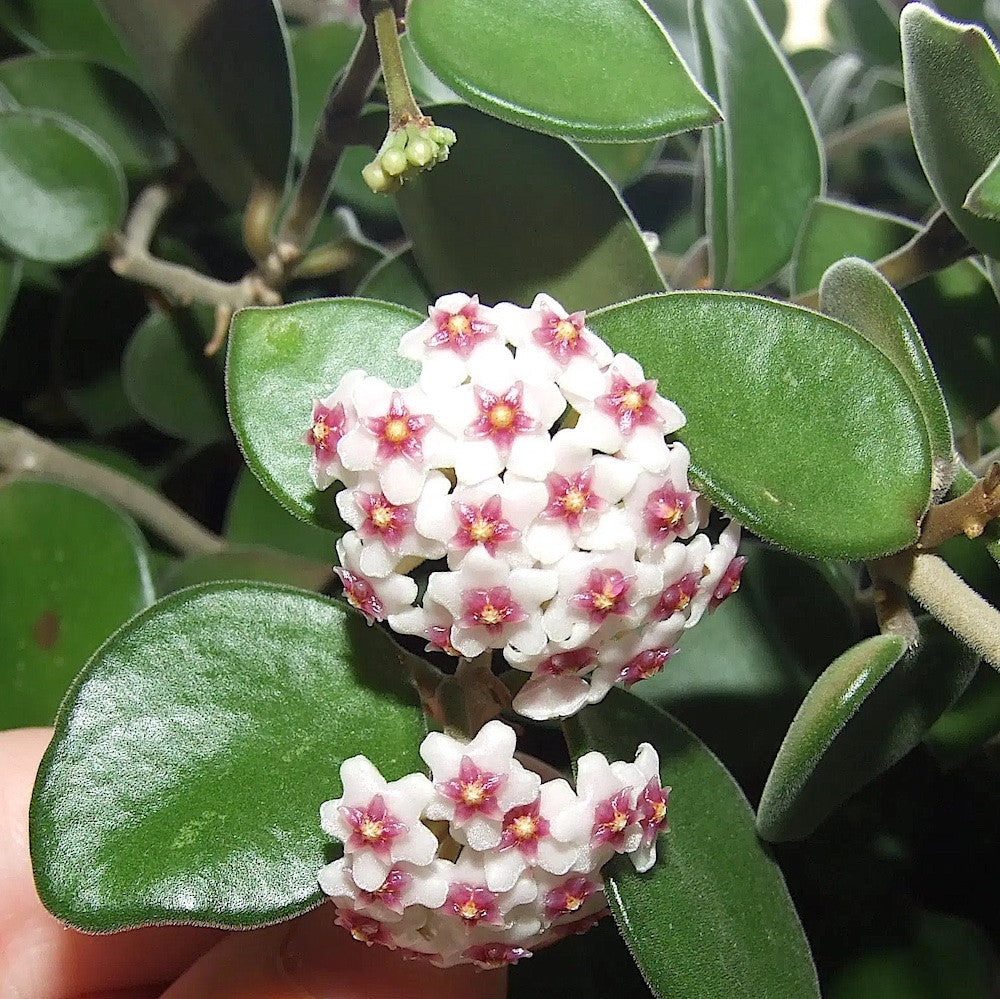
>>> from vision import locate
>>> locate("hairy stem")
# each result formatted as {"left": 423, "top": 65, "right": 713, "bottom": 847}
{"left": 0, "top": 418, "right": 224, "bottom": 557}
{"left": 876, "top": 549, "right": 1000, "bottom": 671}
{"left": 371, "top": 1, "right": 423, "bottom": 126}
{"left": 795, "top": 209, "right": 974, "bottom": 310}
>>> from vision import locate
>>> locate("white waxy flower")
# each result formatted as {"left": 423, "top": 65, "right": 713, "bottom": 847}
{"left": 318, "top": 856, "right": 452, "bottom": 921}
{"left": 533, "top": 868, "right": 608, "bottom": 931}
{"left": 506, "top": 644, "right": 614, "bottom": 721}
{"left": 337, "top": 377, "right": 452, "bottom": 505}
{"left": 629, "top": 743, "right": 670, "bottom": 873}
{"left": 320, "top": 755, "right": 438, "bottom": 892}
{"left": 398, "top": 293, "right": 513, "bottom": 392}
{"left": 425, "top": 547, "right": 557, "bottom": 658}
{"left": 335, "top": 471, "right": 448, "bottom": 577}
{"left": 623, "top": 444, "right": 702, "bottom": 555}
{"left": 687, "top": 519, "right": 743, "bottom": 628}
{"left": 303, "top": 369, "right": 366, "bottom": 490}
{"left": 420, "top": 719, "right": 541, "bottom": 850}
{"left": 591, "top": 616, "right": 685, "bottom": 693}
{"left": 334, "top": 532, "right": 418, "bottom": 625}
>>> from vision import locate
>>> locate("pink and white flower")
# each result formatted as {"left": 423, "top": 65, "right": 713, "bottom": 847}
{"left": 304, "top": 369, "right": 365, "bottom": 490}
{"left": 334, "top": 533, "right": 417, "bottom": 624}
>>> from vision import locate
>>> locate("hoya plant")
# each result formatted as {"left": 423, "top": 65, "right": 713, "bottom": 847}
{"left": 2, "top": 0, "right": 1000, "bottom": 994}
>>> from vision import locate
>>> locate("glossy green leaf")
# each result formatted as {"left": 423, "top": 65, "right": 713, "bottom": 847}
{"left": 0, "top": 0, "right": 137, "bottom": 76}
{"left": 227, "top": 298, "right": 419, "bottom": 528}
{"left": 97, "top": 0, "right": 294, "bottom": 207}
{"left": 819, "top": 257, "right": 955, "bottom": 485}
{"left": 356, "top": 249, "right": 431, "bottom": 313}
{"left": 826, "top": 0, "right": 900, "bottom": 68}
{"left": 407, "top": 0, "right": 718, "bottom": 142}
{"left": 965, "top": 149, "right": 1000, "bottom": 220}
{"left": 692, "top": 0, "right": 824, "bottom": 289}
{"left": 30, "top": 582, "right": 427, "bottom": 930}
{"left": 589, "top": 293, "right": 932, "bottom": 558}
{"left": 122, "top": 308, "right": 228, "bottom": 445}
{"left": 902, "top": 4, "right": 1000, "bottom": 257}
{"left": 395, "top": 105, "right": 665, "bottom": 309}
{"left": 0, "top": 479, "right": 154, "bottom": 730}
{"left": 565, "top": 690, "right": 819, "bottom": 998}
{"left": 757, "top": 619, "right": 979, "bottom": 842}
{"left": 0, "top": 108, "right": 125, "bottom": 264}
{"left": 159, "top": 547, "right": 330, "bottom": 593}
{"left": 225, "top": 468, "right": 340, "bottom": 562}
{"left": 0, "top": 54, "right": 175, "bottom": 178}
{"left": 0, "top": 255, "right": 22, "bottom": 344}
{"left": 578, "top": 138, "right": 663, "bottom": 186}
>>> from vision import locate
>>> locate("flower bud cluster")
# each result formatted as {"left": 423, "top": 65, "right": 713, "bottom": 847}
{"left": 319, "top": 720, "right": 669, "bottom": 969}
{"left": 304, "top": 292, "right": 745, "bottom": 720}
{"left": 362, "top": 122, "right": 458, "bottom": 194}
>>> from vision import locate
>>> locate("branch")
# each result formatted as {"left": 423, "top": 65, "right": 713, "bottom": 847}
{"left": 795, "top": 209, "right": 974, "bottom": 310}
{"left": 0, "top": 418, "right": 224, "bottom": 557}
{"left": 867, "top": 567, "right": 921, "bottom": 648}
{"left": 876, "top": 549, "right": 1000, "bottom": 671}
{"left": 918, "top": 462, "right": 1000, "bottom": 549}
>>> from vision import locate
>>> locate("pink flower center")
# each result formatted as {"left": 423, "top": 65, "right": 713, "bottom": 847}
{"left": 466, "top": 382, "right": 538, "bottom": 454}
{"left": 639, "top": 777, "right": 670, "bottom": 844}
{"left": 446, "top": 883, "right": 500, "bottom": 926}
{"left": 535, "top": 647, "right": 597, "bottom": 677}
{"left": 426, "top": 297, "right": 496, "bottom": 357}
{"left": 452, "top": 496, "right": 519, "bottom": 556}
{"left": 498, "top": 800, "right": 550, "bottom": 859}
{"left": 425, "top": 624, "right": 459, "bottom": 656}
{"left": 543, "top": 468, "right": 604, "bottom": 528}
{"left": 571, "top": 569, "right": 633, "bottom": 622}
{"left": 334, "top": 567, "right": 384, "bottom": 623}
{"left": 340, "top": 794, "right": 407, "bottom": 857}
{"left": 335, "top": 909, "right": 389, "bottom": 945}
{"left": 591, "top": 789, "right": 638, "bottom": 849}
{"left": 364, "top": 391, "right": 432, "bottom": 464}
{"left": 711, "top": 556, "right": 747, "bottom": 609}
{"left": 596, "top": 374, "right": 661, "bottom": 436}
{"left": 439, "top": 756, "right": 507, "bottom": 821}
{"left": 359, "top": 866, "right": 412, "bottom": 913}
{"left": 532, "top": 308, "right": 589, "bottom": 364}
{"left": 655, "top": 571, "right": 700, "bottom": 619}
{"left": 619, "top": 647, "right": 676, "bottom": 687}
{"left": 643, "top": 483, "right": 694, "bottom": 542}
{"left": 356, "top": 491, "right": 414, "bottom": 548}
{"left": 464, "top": 943, "right": 532, "bottom": 968}
{"left": 304, "top": 401, "right": 347, "bottom": 463}
{"left": 544, "top": 876, "right": 597, "bottom": 920}
{"left": 460, "top": 586, "right": 526, "bottom": 633}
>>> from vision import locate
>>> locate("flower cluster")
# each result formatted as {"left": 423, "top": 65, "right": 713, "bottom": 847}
{"left": 305, "top": 292, "right": 745, "bottom": 720}
{"left": 319, "top": 720, "right": 670, "bottom": 969}
{"left": 362, "top": 122, "right": 458, "bottom": 194}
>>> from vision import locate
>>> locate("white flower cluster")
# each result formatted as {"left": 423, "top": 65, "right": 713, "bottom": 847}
{"left": 318, "top": 720, "right": 669, "bottom": 969}
{"left": 304, "top": 292, "right": 745, "bottom": 719}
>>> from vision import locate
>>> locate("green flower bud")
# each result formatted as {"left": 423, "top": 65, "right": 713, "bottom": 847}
{"left": 381, "top": 148, "right": 409, "bottom": 177}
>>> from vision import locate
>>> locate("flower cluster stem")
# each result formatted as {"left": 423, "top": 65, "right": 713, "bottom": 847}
{"left": 370, "top": 0, "right": 424, "bottom": 127}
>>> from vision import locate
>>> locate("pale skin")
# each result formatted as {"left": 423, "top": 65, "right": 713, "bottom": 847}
{"left": 0, "top": 728, "right": 507, "bottom": 999}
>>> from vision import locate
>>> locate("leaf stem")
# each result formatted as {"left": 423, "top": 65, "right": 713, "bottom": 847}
{"left": 918, "top": 462, "right": 1000, "bottom": 549}
{"left": 875, "top": 549, "right": 1000, "bottom": 671}
{"left": 0, "top": 418, "right": 224, "bottom": 557}
{"left": 795, "top": 209, "right": 974, "bottom": 310}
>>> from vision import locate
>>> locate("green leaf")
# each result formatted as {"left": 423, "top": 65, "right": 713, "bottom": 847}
{"left": 565, "top": 690, "right": 819, "bottom": 998}
{"left": 577, "top": 138, "right": 663, "bottom": 186}
{"left": 0, "top": 108, "right": 125, "bottom": 264}
{"left": 96, "top": 0, "right": 294, "bottom": 207}
{"left": 826, "top": 0, "right": 900, "bottom": 68}
{"left": 902, "top": 3, "right": 1000, "bottom": 257}
{"left": 757, "top": 619, "right": 979, "bottom": 842}
{"left": 818, "top": 257, "right": 955, "bottom": 487}
{"left": 924, "top": 665, "right": 1000, "bottom": 768}
{"left": 0, "top": 479, "right": 154, "bottom": 731}
{"left": 225, "top": 467, "right": 341, "bottom": 562}
{"left": 692, "top": 0, "right": 824, "bottom": 289}
{"left": 0, "top": 0, "right": 138, "bottom": 76}
{"left": 407, "top": 0, "right": 718, "bottom": 142}
{"left": 965, "top": 149, "right": 1000, "bottom": 220}
{"left": 122, "top": 308, "right": 228, "bottom": 445}
{"left": 226, "top": 297, "right": 420, "bottom": 528}
{"left": 159, "top": 547, "right": 330, "bottom": 593}
{"left": 588, "top": 292, "right": 932, "bottom": 559}
{"left": 0, "top": 255, "right": 22, "bottom": 344}
{"left": 0, "top": 54, "right": 175, "bottom": 179}
{"left": 30, "top": 582, "right": 427, "bottom": 930}
{"left": 355, "top": 248, "right": 431, "bottom": 313}
{"left": 395, "top": 105, "right": 666, "bottom": 310}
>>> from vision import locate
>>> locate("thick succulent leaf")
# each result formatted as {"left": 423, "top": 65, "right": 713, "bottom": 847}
{"left": 826, "top": 0, "right": 900, "bottom": 68}
{"left": 407, "top": 0, "right": 718, "bottom": 142}
{"left": 0, "top": 54, "right": 175, "bottom": 178}
{"left": 565, "top": 690, "right": 819, "bottom": 998}
{"left": 226, "top": 298, "right": 419, "bottom": 527}
{"left": 395, "top": 105, "right": 665, "bottom": 309}
{"left": 692, "top": 0, "right": 824, "bottom": 289}
{"left": 757, "top": 620, "right": 979, "bottom": 842}
{"left": 902, "top": 4, "right": 1000, "bottom": 257}
{"left": 0, "top": 0, "right": 137, "bottom": 76}
{"left": 0, "top": 480, "right": 154, "bottom": 730}
{"left": 965, "top": 150, "right": 1000, "bottom": 221}
{"left": 30, "top": 583, "right": 427, "bottom": 930}
{"left": 122, "top": 308, "right": 228, "bottom": 445}
{"left": 819, "top": 257, "right": 955, "bottom": 486}
{"left": 96, "top": 0, "right": 294, "bottom": 207}
{"left": 588, "top": 293, "right": 933, "bottom": 559}
{"left": 0, "top": 108, "right": 125, "bottom": 264}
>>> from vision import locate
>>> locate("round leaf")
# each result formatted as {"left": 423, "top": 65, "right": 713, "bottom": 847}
{"left": 0, "top": 54, "right": 175, "bottom": 178}
{"left": 226, "top": 297, "right": 420, "bottom": 527}
{"left": 0, "top": 108, "right": 125, "bottom": 264}
{"left": 395, "top": 105, "right": 666, "bottom": 310}
{"left": 30, "top": 583, "right": 427, "bottom": 930}
{"left": 407, "top": 0, "right": 719, "bottom": 142}
{"left": 0, "top": 479, "right": 154, "bottom": 730}
{"left": 902, "top": 4, "right": 1000, "bottom": 258}
{"left": 588, "top": 292, "right": 933, "bottom": 559}
{"left": 965, "top": 150, "right": 1000, "bottom": 221}
{"left": 693, "top": 0, "right": 825, "bottom": 289}
{"left": 565, "top": 690, "right": 820, "bottom": 998}
{"left": 757, "top": 620, "right": 979, "bottom": 842}
{"left": 122, "top": 308, "right": 228, "bottom": 445}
